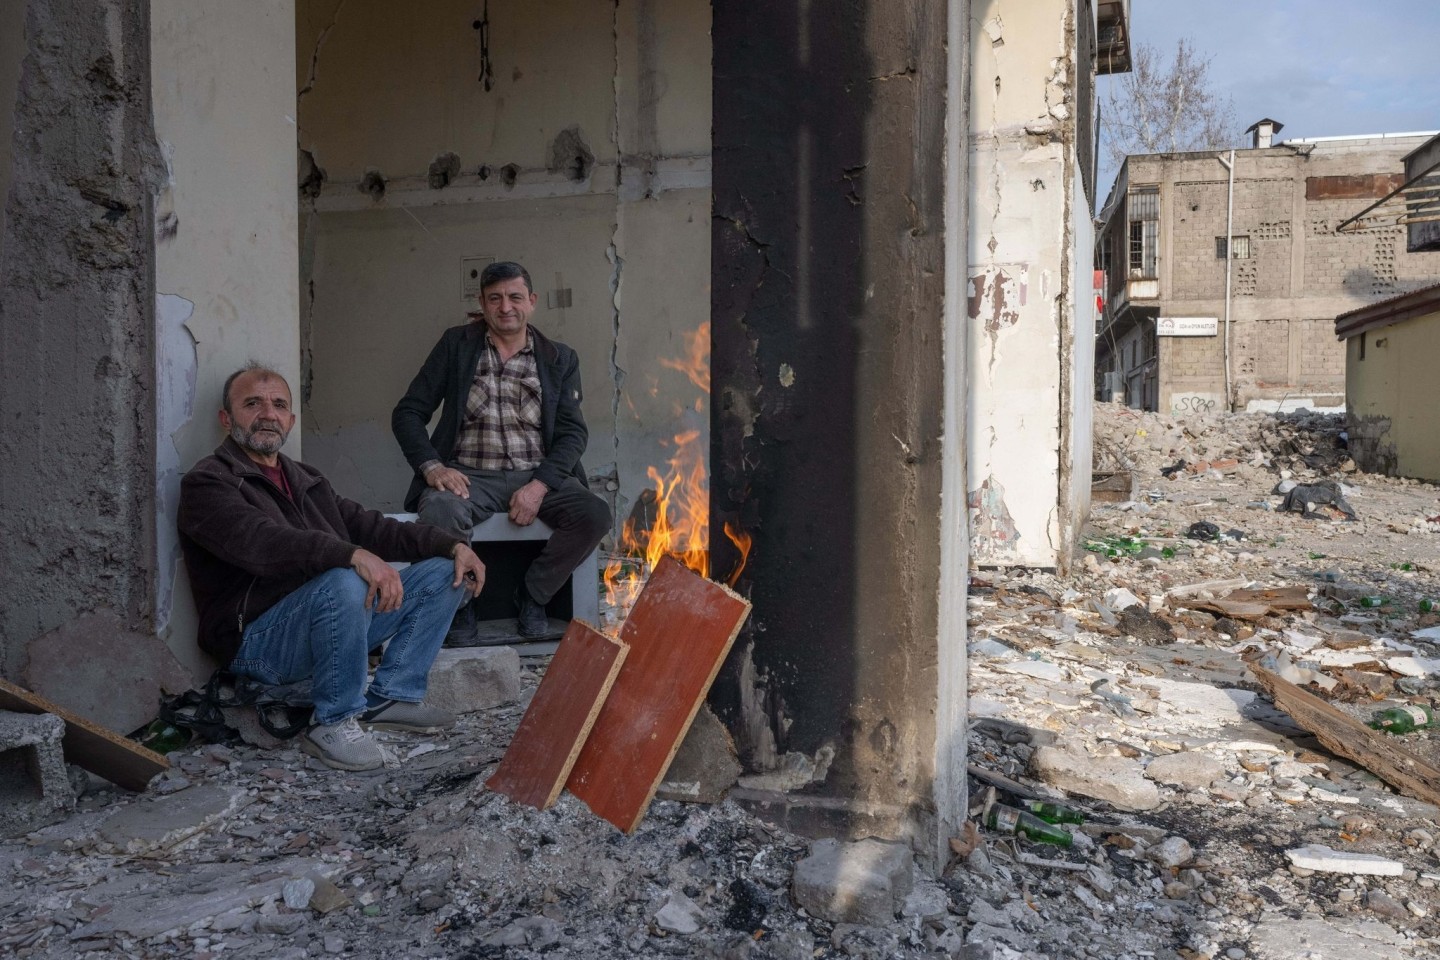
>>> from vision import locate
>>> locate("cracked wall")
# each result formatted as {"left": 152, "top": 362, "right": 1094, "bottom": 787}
{"left": 150, "top": 0, "right": 301, "bottom": 683}
{"left": 296, "top": 0, "right": 711, "bottom": 526}
{"left": 0, "top": 0, "right": 167, "bottom": 729}
{"left": 965, "top": 0, "right": 1094, "bottom": 570}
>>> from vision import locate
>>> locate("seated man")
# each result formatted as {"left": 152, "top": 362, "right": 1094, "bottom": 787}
{"left": 179, "top": 365, "right": 485, "bottom": 771}
{"left": 392, "top": 260, "right": 611, "bottom": 644}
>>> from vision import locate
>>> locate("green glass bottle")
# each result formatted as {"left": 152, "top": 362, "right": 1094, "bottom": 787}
{"left": 985, "top": 803, "right": 1073, "bottom": 847}
{"left": 1367, "top": 704, "right": 1434, "bottom": 734}
{"left": 1420, "top": 599, "right": 1437, "bottom": 613}
{"left": 139, "top": 720, "right": 191, "bottom": 754}
{"left": 1358, "top": 596, "right": 1391, "bottom": 608}
{"left": 1023, "top": 800, "right": 1085, "bottom": 825}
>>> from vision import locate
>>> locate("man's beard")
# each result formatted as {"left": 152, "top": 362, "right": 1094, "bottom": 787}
{"left": 231, "top": 419, "right": 290, "bottom": 455}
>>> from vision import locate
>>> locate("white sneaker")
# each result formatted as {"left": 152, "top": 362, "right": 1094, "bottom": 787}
{"left": 301, "top": 716, "right": 386, "bottom": 771}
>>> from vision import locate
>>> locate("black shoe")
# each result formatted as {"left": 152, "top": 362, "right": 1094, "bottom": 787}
{"left": 444, "top": 602, "right": 479, "bottom": 647}
{"left": 514, "top": 587, "right": 549, "bottom": 639}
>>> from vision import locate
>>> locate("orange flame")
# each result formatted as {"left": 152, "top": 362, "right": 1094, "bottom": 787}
{"left": 659, "top": 321, "right": 710, "bottom": 393}
{"left": 602, "top": 321, "right": 751, "bottom": 617}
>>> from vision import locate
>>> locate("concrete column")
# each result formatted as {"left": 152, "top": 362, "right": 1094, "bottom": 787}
{"left": 711, "top": 0, "right": 954, "bottom": 867}
{"left": 0, "top": 0, "right": 163, "bottom": 707}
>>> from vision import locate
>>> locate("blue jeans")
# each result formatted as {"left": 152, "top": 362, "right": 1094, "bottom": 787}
{"left": 231, "top": 558, "right": 466, "bottom": 726}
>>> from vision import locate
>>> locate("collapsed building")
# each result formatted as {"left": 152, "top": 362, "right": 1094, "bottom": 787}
{"left": 0, "top": 0, "right": 1132, "bottom": 872}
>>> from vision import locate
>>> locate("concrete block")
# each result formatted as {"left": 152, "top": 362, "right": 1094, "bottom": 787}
{"left": 0, "top": 711, "right": 75, "bottom": 838}
{"left": 791, "top": 837, "right": 914, "bottom": 926}
{"left": 1144, "top": 750, "right": 1227, "bottom": 790}
{"left": 425, "top": 647, "right": 523, "bottom": 715}
{"left": 1284, "top": 844, "right": 1403, "bottom": 876}
{"left": 656, "top": 703, "right": 742, "bottom": 804}
{"left": 1029, "top": 746, "right": 1161, "bottom": 811}
{"left": 93, "top": 784, "right": 251, "bottom": 855}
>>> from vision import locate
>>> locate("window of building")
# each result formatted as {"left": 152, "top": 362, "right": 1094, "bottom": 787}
{"left": 1127, "top": 186, "right": 1159, "bottom": 279}
{"left": 1215, "top": 235, "right": 1251, "bottom": 259}
{"left": 1359, "top": 332, "right": 1366, "bottom": 361}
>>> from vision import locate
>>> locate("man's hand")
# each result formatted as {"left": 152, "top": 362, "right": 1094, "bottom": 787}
{"left": 351, "top": 548, "right": 404, "bottom": 613}
{"left": 508, "top": 479, "right": 547, "bottom": 526}
{"left": 425, "top": 464, "right": 472, "bottom": 498}
{"left": 451, "top": 542, "right": 486, "bottom": 598}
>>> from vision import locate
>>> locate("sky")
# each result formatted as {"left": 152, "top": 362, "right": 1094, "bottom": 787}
{"left": 1112, "top": 0, "right": 1440, "bottom": 144}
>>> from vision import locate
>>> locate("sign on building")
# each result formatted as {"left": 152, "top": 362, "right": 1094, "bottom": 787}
{"left": 1157, "top": 316, "right": 1219, "bottom": 337}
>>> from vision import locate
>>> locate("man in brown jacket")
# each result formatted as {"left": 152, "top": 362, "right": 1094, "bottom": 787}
{"left": 179, "top": 365, "right": 486, "bottom": 771}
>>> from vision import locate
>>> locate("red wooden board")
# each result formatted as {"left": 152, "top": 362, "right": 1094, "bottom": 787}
{"left": 486, "top": 620, "right": 627, "bottom": 809}
{"left": 567, "top": 556, "right": 751, "bottom": 832}
{"left": 0, "top": 677, "right": 167, "bottom": 792}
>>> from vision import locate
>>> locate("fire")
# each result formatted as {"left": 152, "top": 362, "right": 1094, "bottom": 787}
{"left": 602, "top": 321, "right": 751, "bottom": 618}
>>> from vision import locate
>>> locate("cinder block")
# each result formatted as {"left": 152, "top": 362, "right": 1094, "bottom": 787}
{"left": 426, "top": 646, "right": 523, "bottom": 715}
{"left": 0, "top": 710, "right": 76, "bottom": 838}
{"left": 792, "top": 838, "right": 915, "bottom": 926}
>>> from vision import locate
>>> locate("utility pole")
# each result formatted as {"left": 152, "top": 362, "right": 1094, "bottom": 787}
{"left": 1218, "top": 149, "right": 1236, "bottom": 411}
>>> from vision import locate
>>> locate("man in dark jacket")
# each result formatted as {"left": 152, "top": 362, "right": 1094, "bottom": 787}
{"left": 392, "top": 261, "right": 610, "bottom": 643}
{"left": 180, "top": 366, "right": 486, "bottom": 771}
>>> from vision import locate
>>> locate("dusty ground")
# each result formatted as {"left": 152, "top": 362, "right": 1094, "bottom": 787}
{"left": 6, "top": 404, "right": 1440, "bottom": 959}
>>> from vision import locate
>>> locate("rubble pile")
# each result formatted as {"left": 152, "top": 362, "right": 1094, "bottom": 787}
{"left": 0, "top": 669, "right": 959, "bottom": 960}
{"left": 950, "top": 403, "right": 1440, "bottom": 958}
{"left": 7, "top": 405, "right": 1440, "bottom": 959}
{"left": 1093, "top": 402, "right": 1351, "bottom": 480}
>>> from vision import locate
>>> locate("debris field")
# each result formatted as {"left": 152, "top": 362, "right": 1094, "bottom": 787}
{"left": 6, "top": 404, "right": 1440, "bottom": 959}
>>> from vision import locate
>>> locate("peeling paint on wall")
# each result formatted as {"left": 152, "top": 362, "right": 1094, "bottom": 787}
{"left": 967, "top": 264, "right": 1027, "bottom": 337}
{"left": 968, "top": 476, "right": 1020, "bottom": 555}
{"left": 156, "top": 293, "right": 198, "bottom": 633}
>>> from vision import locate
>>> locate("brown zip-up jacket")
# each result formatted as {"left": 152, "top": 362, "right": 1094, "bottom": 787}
{"left": 178, "top": 437, "right": 462, "bottom": 664}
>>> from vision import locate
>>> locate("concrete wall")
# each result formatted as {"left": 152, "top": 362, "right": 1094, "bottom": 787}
{"left": 0, "top": 0, "right": 25, "bottom": 252}
{"left": 966, "top": 0, "right": 1091, "bottom": 569}
{"left": 0, "top": 0, "right": 176, "bottom": 732}
{"left": 296, "top": 0, "right": 711, "bottom": 524}
{"left": 711, "top": 0, "right": 957, "bottom": 867}
{"left": 151, "top": 0, "right": 300, "bottom": 680}
{"left": 1113, "top": 139, "right": 1440, "bottom": 414}
{"left": 1346, "top": 311, "right": 1440, "bottom": 482}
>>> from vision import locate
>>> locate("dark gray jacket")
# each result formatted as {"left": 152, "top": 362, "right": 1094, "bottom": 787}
{"left": 391, "top": 322, "right": 589, "bottom": 511}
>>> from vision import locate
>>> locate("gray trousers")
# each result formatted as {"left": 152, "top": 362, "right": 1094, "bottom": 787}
{"left": 416, "top": 467, "right": 610, "bottom": 604}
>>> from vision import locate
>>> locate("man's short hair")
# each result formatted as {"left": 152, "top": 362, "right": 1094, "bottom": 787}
{"left": 222, "top": 363, "right": 288, "bottom": 415}
{"left": 480, "top": 260, "right": 533, "bottom": 294}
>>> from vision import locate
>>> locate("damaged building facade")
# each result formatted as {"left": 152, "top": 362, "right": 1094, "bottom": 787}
{"left": 965, "top": 0, "right": 1130, "bottom": 571}
{"left": 1096, "top": 123, "right": 1440, "bottom": 415}
{"left": 1, "top": 0, "right": 1127, "bottom": 868}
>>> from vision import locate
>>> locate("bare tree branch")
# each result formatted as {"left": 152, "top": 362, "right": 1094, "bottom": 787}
{"left": 1102, "top": 39, "right": 1239, "bottom": 170}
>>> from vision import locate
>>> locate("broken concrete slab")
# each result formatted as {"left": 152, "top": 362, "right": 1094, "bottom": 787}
{"left": 92, "top": 783, "right": 251, "bottom": 855}
{"left": 22, "top": 611, "right": 197, "bottom": 737}
{"left": 1029, "top": 746, "right": 1161, "bottom": 811}
{"left": 488, "top": 620, "right": 626, "bottom": 810}
{"left": 1247, "top": 917, "right": 1410, "bottom": 960}
{"left": 1284, "top": 844, "right": 1404, "bottom": 876}
{"left": 656, "top": 702, "right": 741, "bottom": 803}
{"left": 219, "top": 704, "right": 288, "bottom": 749}
{"left": 791, "top": 837, "right": 914, "bottom": 926}
{"left": 68, "top": 856, "right": 334, "bottom": 941}
{"left": 425, "top": 645, "right": 523, "bottom": 715}
{"left": 0, "top": 710, "right": 74, "bottom": 837}
{"left": 1144, "top": 750, "right": 1227, "bottom": 790}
